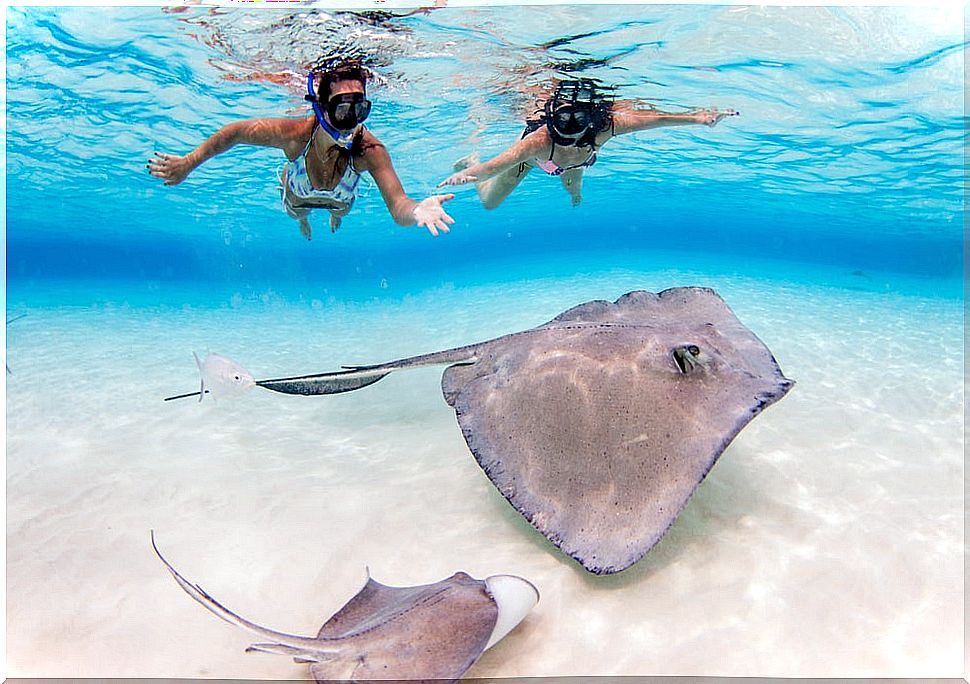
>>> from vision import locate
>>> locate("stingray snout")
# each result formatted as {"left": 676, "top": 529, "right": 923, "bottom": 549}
{"left": 483, "top": 574, "right": 539, "bottom": 650}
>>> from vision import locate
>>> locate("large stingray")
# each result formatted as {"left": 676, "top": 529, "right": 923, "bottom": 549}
{"left": 166, "top": 288, "right": 793, "bottom": 574}
{"left": 152, "top": 533, "right": 538, "bottom": 682}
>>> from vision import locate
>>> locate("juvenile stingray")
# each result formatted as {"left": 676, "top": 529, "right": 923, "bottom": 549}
{"left": 152, "top": 533, "right": 538, "bottom": 682}
{"left": 165, "top": 288, "right": 794, "bottom": 574}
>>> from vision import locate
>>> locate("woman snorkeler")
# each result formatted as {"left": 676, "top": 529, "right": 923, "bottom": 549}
{"left": 148, "top": 60, "right": 456, "bottom": 239}
{"left": 438, "top": 78, "right": 739, "bottom": 208}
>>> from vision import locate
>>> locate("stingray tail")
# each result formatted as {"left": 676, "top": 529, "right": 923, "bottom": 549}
{"left": 340, "top": 344, "right": 480, "bottom": 374}
{"left": 150, "top": 531, "right": 330, "bottom": 652}
{"left": 247, "top": 642, "right": 338, "bottom": 664}
{"left": 255, "top": 349, "right": 479, "bottom": 395}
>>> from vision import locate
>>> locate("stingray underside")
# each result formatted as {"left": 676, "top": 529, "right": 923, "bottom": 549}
{"left": 441, "top": 288, "right": 793, "bottom": 574}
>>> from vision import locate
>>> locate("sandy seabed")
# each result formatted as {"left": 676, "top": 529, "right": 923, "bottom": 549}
{"left": 5, "top": 262, "right": 964, "bottom": 679}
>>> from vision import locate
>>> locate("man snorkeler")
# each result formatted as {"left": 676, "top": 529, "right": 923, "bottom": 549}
{"left": 149, "top": 59, "right": 455, "bottom": 239}
{"left": 439, "top": 78, "right": 738, "bottom": 208}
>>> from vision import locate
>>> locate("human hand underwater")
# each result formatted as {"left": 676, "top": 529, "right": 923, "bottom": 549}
{"left": 413, "top": 194, "right": 456, "bottom": 236}
{"left": 437, "top": 170, "right": 477, "bottom": 187}
{"left": 147, "top": 152, "right": 194, "bottom": 186}
{"left": 694, "top": 108, "right": 740, "bottom": 127}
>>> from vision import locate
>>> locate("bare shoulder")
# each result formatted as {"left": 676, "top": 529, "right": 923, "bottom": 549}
{"left": 520, "top": 125, "right": 552, "bottom": 155}
{"left": 355, "top": 127, "right": 390, "bottom": 171}
{"left": 599, "top": 101, "right": 642, "bottom": 138}
{"left": 277, "top": 117, "right": 315, "bottom": 159}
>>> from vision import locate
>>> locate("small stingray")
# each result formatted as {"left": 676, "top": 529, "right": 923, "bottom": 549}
{"left": 165, "top": 288, "right": 794, "bottom": 574}
{"left": 152, "top": 533, "right": 538, "bottom": 683}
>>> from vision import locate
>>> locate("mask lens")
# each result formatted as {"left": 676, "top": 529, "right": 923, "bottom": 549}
{"left": 327, "top": 93, "right": 371, "bottom": 129}
{"left": 553, "top": 106, "right": 589, "bottom": 136}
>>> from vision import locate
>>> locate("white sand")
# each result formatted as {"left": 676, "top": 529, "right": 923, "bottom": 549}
{"left": 5, "top": 261, "right": 964, "bottom": 679}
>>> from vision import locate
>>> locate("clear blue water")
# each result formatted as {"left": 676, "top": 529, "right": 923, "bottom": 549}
{"left": 4, "top": 5, "right": 966, "bottom": 680}
{"left": 5, "top": 4, "right": 965, "bottom": 304}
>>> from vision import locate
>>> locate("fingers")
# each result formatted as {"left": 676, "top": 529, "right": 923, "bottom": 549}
{"left": 424, "top": 219, "right": 449, "bottom": 236}
{"left": 437, "top": 175, "right": 475, "bottom": 187}
{"left": 416, "top": 207, "right": 454, "bottom": 237}
{"left": 147, "top": 152, "right": 172, "bottom": 178}
{"left": 436, "top": 193, "right": 456, "bottom": 204}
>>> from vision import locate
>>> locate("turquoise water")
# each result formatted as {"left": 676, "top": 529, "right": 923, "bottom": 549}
{"left": 5, "top": 4, "right": 966, "bottom": 680}
{"left": 5, "top": 5, "right": 965, "bottom": 297}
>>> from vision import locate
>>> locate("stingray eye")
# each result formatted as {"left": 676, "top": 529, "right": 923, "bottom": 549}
{"left": 233, "top": 374, "right": 241, "bottom": 381}
{"left": 688, "top": 345, "right": 700, "bottom": 356}
{"left": 673, "top": 348, "right": 690, "bottom": 374}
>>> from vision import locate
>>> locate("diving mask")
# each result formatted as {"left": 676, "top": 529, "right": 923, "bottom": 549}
{"left": 551, "top": 104, "right": 594, "bottom": 137}
{"left": 327, "top": 92, "right": 372, "bottom": 130}
{"left": 305, "top": 72, "right": 369, "bottom": 149}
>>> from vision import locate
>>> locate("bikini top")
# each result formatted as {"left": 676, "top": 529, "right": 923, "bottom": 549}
{"left": 534, "top": 148, "right": 597, "bottom": 176}
{"left": 282, "top": 124, "right": 362, "bottom": 210}
{"left": 521, "top": 118, "right": 600, "bottom": 177}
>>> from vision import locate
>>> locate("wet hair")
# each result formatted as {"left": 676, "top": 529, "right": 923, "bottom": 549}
{"left": 313, "top": 59, "right": 371, "bottom": 100}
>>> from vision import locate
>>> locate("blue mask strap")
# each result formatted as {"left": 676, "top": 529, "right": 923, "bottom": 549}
{"left": 305, "top": 72, "right": 354, "bottom": 150}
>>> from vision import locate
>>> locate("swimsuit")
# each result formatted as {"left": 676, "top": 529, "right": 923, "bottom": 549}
{"left": 533, "top": 150, "right": 598, "bottom": 176}
{"left": 518, "top": 119, "right": 599, "bottom": 177}
{"left": 280, "top": 124, "right": 362, "bottom": 219}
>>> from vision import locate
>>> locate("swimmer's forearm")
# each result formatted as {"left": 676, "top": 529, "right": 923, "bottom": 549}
{"left": 614, "top": 111, "right": 696, "bottom": 134}
{"left": 471, "top": 142, "right": 537, "bottom": 180}
{"left": 184, "top": 119, "right": 292, "bottom": 172}
{"left": 614, "top": 107, "right": 737, "bottom": 134}
{"left": 183, "top": 123, "right": 247, "bottom": 171}
{"left": 390, "top": 198, "right": 419, "bottom": 226}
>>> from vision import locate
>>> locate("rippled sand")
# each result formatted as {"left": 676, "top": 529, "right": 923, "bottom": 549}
{"left": 5, "top": 260, "right": 964, "bottom": 679}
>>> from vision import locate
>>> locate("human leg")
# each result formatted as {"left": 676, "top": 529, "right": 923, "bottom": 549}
{"left": 477, "top": 164, "right": 532, "bottom": 210}
{"left": 559, "top": 168, "right": 584, "bottom": 206}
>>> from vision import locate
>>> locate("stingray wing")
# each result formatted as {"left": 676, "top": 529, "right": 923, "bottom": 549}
{"left": 442, "top": 288, "right": 793, "bottom": 574}
{"left": 309, "top": 573, "right": 498, "bottom": 683}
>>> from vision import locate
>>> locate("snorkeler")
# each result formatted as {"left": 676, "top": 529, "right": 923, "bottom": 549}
{"left": 438, "top": 79, "right": 739, "bottom": 208}
{"left": 148, "top": 60, "right": 455, "bottom": 239}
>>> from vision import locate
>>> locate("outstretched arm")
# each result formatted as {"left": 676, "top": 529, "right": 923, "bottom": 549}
{"left": 609, "top": 102, "right": 739, "bottom": 137}
{"left": 148, "top": 117, "right": 304, "bottom": 186}
{"left": 438, "top": 130, "right": 547, "bottom": 187}
{"left": 363, "top": 143, "right": 456, "bottom": 237}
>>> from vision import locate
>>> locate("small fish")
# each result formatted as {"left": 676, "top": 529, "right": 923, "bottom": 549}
{"left": 164, "top": 355, "right": 389, "bottom": 402}
{"left": 192, "top": 352, "right": 256, "bottom": 403}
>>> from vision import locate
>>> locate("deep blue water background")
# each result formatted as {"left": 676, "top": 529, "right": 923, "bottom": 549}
{"left": 5, "top": 5, "right": 966, "bottom": 305}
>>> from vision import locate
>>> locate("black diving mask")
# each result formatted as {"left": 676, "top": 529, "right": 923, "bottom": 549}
{"left": 327, "top": 92, "right": 372, "bottom": 130}
{"left": 551, "top": 104, "right": 594, "bottom": 137}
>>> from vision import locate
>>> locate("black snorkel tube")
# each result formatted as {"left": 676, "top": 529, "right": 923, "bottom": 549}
{"left": 305, "top": 72, "right": 356, "bottom": 150}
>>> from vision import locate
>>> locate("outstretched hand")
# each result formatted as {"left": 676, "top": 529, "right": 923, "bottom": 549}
{"left": 437, "top": 171, "right": 477, "bottom": 188}
{"left": 413, "top": 194, "right": 456, "bottom": 236}
{"left": 695, "top": 108, "right": 740, "bottom": 127}
{"left": 147, "top": 152, "right": 193, "bottom": 186}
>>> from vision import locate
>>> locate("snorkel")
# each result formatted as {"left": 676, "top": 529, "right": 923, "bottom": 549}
{"left": 305, "top": 72, "right": 358, "bottom": 150}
